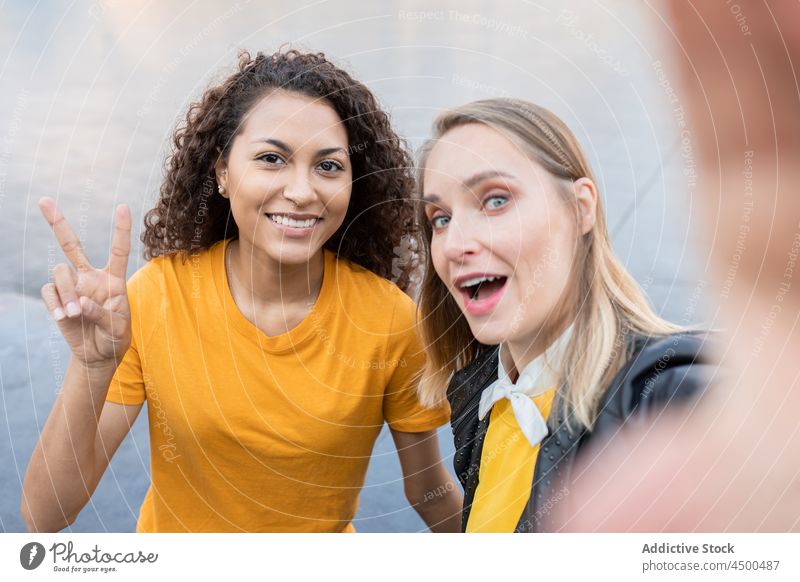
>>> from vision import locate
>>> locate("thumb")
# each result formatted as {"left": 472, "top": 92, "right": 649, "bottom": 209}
{"left": 79, "top": 295, "right": 129, "bottom": 339}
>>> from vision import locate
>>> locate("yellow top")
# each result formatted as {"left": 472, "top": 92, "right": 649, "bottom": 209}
{"left": 466, "top": 388, "right": 556, "bottom": 532}
{"left": 107, "top": 240, "right": 449, "bottom": 532}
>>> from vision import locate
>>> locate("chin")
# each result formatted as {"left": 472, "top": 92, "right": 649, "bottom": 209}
{"left": 465, "top": 319, "right": 512, "bottom": 347}
{"left": 263, "top": 242, "right": 323, "bottom": 266}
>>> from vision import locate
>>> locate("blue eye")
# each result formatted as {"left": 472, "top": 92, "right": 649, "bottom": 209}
{"left": 258, "top": 153, "right": 285, "bottom": 165}
{"left": 484, "top": 195, "right": 509, "bottom": 210}
{"left": 431, "top": 214, "right": 450, "bottom": 229}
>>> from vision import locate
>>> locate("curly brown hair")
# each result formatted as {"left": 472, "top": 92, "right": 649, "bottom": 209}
{"left": 142, "top": 48, "right": 418, "bottom": 291}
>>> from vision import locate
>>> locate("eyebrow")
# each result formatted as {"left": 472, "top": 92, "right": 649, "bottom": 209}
{"left": 317, "top": 147, "right": 347, "bottom": 157}
{"left": 463, "top": 170, "right": 516, "bottom": 189}
{"left": 251, "top": 138, "right": 291, "bottom": 152}
{"left": 422, "top": 170, "right": 517, "bottom": 204}
{"left": 250, "top": 139, "right": 347, "bottom": 158}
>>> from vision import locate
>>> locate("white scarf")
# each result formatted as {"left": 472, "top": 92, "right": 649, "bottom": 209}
{"left": 478, "top": 326, "right": 572, "bottom": 448}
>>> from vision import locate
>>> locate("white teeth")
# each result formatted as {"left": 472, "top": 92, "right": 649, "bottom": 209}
{"left": 268, "top": 214, "right": 319, "bottom": 228}
{"left": 459, "top": 275, "right": 501, "bottom": 288}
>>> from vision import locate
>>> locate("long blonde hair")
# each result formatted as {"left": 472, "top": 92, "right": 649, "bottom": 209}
{"left": 416, "top": 98, "right": 682, "bottom": 430}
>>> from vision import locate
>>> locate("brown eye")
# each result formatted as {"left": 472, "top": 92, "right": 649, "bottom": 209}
{"left": 318, "top": 159, "right": 344, "bottom": 173}
{"left": 257, "top": 153, "right": 285, "bottom": 165}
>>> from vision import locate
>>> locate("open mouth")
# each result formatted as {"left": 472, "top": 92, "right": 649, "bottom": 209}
{"left": 266, "top": 213, "right": 321, "bottom": 229}
{"left": 457, "top": 275, "right": 508, "bottom": 302}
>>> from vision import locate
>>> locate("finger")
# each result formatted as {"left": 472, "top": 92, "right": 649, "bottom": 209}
{"left": 38, "top": 197, "right": 92, "bottom": 272}
{"left": 41, "top": 283, "right": 66, "bottom": 321}
{"left": 52, "top": 263, "right": 81, "bottom": 318}
{"left": 79, "top": 296, "right": 128, "bottom": 340}
{"left": 107, "top": 204, "right": 131, "bottom": 278}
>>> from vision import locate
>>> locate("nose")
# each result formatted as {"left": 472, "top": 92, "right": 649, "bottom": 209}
{"left": 282, "top": 168, "right": 318, "bottom": 208}
{"left": 440, "top": 216, "right": 481, "bottom": 263}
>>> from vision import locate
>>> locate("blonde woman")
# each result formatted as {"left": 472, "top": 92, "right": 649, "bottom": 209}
{"left": 415, "top": 98, "right": 714, "bottom": 532}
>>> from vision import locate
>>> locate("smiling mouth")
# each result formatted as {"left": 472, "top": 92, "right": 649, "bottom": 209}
{"left": 266, "top": 213, "right": 321, "bottom": 229}
{"left": 457, "top": 275, "right": 508, "bottom": 301}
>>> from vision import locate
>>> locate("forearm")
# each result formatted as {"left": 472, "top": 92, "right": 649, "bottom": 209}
{"left": 408, "top": 470, "right": 464, "bottom": 533}
{"left": 22, "top": 356, "right": 116, "bottom": 531}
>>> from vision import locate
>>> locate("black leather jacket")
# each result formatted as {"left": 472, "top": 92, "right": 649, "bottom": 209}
{"left": 447, "top": 332, "right": 715, "bottom": 532}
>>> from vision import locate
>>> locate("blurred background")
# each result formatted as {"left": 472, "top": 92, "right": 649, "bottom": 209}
{"left": 0, "top": 0, "right": 714, "bottom": 532}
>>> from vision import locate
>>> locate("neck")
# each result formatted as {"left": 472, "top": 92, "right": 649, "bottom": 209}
{"left": 504, "top": 318, "right": 572, "bottom": 382}
{"left": 227, "top": 238, "right": 325, "bottom": 308}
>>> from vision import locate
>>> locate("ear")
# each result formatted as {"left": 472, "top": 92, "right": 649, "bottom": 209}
{"left": 573, "top": 177, "right": 598, "bottom": 235}
{"left": 214, "top": 154, "right": 229, "bottom": 199}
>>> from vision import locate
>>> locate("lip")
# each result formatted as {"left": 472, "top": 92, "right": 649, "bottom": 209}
{"left": 453, "top": 272, "right": 509, "bottom": 317}
{"left": 265, "top": 212, "right": 322, "bottom": 238}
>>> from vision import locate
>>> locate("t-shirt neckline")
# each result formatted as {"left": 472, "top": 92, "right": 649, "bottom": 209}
{"left": 211, "top": 239, "right": 336, "bottom": 354}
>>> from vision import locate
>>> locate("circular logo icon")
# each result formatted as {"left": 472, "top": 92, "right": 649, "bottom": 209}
{"left": 20, "top": 542, "right": 46, "bottom": 570}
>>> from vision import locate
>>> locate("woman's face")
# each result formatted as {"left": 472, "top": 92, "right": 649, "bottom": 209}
{"left": 422, "top": 123, "right": 594, "bottom": 350}
{"left": 217, "top": 89, "right": 353, "bottom": 265}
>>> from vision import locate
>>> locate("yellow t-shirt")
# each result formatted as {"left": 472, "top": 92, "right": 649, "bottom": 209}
{"left": 107, "top": 239, "right": 449, "bottom": 532}
{"left": 466, "top": 389, "right": 556, "bottom": 532}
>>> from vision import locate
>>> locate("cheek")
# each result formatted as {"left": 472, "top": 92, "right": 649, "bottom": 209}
{"left": 325, "top": 173, "right": 352, "bottom": 204}
{"left": 227, "top": 196, "right": 250, "bottom": 223}
{"left": 509, "top": 217, "right": 575, "bottom": 296}
{"left": 428, "top": 237, "right": 448, "bottom": 280}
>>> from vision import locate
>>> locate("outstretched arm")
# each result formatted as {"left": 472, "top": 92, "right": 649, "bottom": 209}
{"left": 21, "top": 198, "right": 140, "bottom": 532}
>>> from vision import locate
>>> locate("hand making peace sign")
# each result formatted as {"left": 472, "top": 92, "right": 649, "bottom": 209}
{"left": 38, "top": 197, "right": 132, "bottom": 368}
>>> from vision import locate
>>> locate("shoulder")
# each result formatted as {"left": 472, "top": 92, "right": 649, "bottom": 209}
{"left": 600, "top": 330, "right": 718, "bottom": 422}
{"left": 126, "top": 256, "right": 164, "bottom": 295}
{"left": 126, "top": 244, "right": 223, "bottom": 315}
{"left": 450, "top": 346, "right": 499, "bottom": 389}
{"left": 629, "top": 330, "right": 713, "bottom": 364}
{"left": 447, "top": 346, "right": 499, "bottom": 415}
{"left": 626, "top": 331, "right": 717, "bottom": 393}
{"left": 331, "top": 252, "right": 406, "bottom": 300}
{"left": 132, "top": 243, "right": 222, "bottom": 288}
{"left": 330, "top": 251, "right": 415, "bottom": 328}
{"left": 126, "top": 243, "right": 224, "bottom": 345}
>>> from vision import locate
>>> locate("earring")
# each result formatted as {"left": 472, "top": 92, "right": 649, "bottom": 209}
{"left": 218, "top": 169, "right": 227, "bottom": 195}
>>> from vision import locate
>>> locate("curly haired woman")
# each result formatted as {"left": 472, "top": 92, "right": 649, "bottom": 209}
{"left": 22, "top": 49, "right": 462, "bottom": 533}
